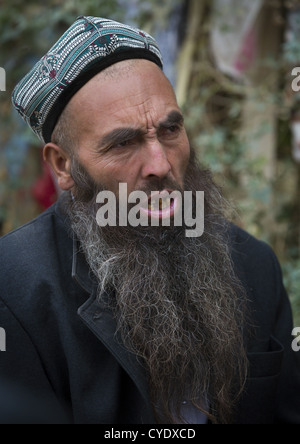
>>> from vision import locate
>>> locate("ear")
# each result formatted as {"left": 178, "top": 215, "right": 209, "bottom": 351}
{"left": 43, "top": 143, "right": 75, "bottom": 191}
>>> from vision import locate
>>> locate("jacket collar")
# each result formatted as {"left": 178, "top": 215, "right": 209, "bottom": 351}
{"left": 77, "top": 292, "right": 154, "bottom": 420}
{"left": 65, "top": 205, "right": 154, "bottom": 420}
{"left": 71, "top": 236, "right": 97, "bottom": 294}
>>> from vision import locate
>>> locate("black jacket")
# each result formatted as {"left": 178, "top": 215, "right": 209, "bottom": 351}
{"left": 0, "top": 195, "right": 299, "bottom": 424}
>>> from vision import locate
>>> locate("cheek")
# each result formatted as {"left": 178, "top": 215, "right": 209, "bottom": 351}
{"left": 83, "top": 155, "right": 140, "bottom": 194}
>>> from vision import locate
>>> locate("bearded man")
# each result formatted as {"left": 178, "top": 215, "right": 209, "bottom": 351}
{"left": 0, "top": 17, "right": 299, "bottom": 424}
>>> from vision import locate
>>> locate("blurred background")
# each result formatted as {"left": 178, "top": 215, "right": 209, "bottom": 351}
{"left": 0, "top": 0, "right": 299, "bottom": 323}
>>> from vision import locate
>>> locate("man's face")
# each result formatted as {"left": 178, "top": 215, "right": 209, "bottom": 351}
{"left": 68, "top": 60, "right": 190, "bottom": 200}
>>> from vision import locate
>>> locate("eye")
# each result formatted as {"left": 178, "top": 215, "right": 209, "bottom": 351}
{"left": 168, "top": 125, "right": 180, "bottom": 133}
{"left": 158, "top": 124, "right": 181, "bottom": 140}
{"left": 111, "top": 139, "right": 133, "bottom": 150}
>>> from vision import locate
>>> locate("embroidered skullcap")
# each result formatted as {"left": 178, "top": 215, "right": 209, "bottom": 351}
{"left": 12, "top": 16, "right": 163, "bottom": 144}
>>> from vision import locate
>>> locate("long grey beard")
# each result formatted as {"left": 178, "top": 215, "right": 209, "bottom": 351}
{"left": 68, "top": 152, "right": 248, "bottom": 424}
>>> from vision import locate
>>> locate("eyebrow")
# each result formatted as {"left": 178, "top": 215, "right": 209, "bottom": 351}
{"left": 158, "top": 110, "right": 184, "bottom": 129}
{"left": 100, "top": 127, "right": 144, "bottom": 149}
{"left": 98, "top": 110, "right": 184, "bottom": 149}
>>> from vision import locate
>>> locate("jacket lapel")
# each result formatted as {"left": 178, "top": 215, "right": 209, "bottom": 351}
{"left": 72, "top": 237, "right": 154, "bottom": 418}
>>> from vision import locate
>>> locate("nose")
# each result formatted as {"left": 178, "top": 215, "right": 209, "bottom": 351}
{"left": 141, "top": 140, "right": 172, "bottom": 180}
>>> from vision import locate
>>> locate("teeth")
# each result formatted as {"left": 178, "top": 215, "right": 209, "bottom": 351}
{"left": 148, "top": 202, "right": 156, "bottom": 211}
{"left": 165, "top": 198, "right": 171, "bottom": 209}
{"left": 149, "top": 198, "right": 171, "bottom": 211}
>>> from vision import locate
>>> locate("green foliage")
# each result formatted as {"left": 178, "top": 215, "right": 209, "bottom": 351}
{"left": 0, "top": 0, "right": 180, "bottom": 74}
{"left": 0, "top": 0, "right": 121, "bottom": 85}
{"left": 180, "top": 0, "right": 300, "bottom": 323}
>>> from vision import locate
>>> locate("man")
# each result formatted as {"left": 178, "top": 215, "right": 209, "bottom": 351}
{"left": 0, "top": 16, "right": 299, "bottom": 424}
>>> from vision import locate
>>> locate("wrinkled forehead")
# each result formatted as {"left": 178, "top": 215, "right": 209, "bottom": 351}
{"left": 68, "top": 59, "right": 179, "bottom": 135}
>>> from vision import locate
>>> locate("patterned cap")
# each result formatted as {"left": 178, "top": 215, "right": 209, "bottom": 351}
{"left": 12, "top": 16, "right": 163, "bottom": 144}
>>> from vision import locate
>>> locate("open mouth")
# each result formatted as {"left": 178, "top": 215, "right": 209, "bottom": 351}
{"left": 141, "top": 189, "right": 179, "bottom": 221}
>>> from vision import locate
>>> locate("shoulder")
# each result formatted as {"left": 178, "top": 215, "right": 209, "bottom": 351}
{"left": 228, "top": 223, "right": 288, "bottom": 329}
{"left": 0, "top": 197, "right": 72, "bottom": 261}
{"left": 228, "top": 223, "right": 285, "bottom": 305}
{"left": 0, "top": 204, "right": 59, "bottom": 271}
{"left": 228, "top": 223, "right": 280, "bottom": 275}
{"left": 0, "top": 204, "right": 56, "bottom": 249}
{"left": 0, "top": 200, "right": 73, "bottom": 305}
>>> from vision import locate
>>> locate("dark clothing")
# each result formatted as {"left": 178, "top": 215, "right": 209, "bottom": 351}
{"left": 0, "top": 195, "right": 299, "bottom": 424}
